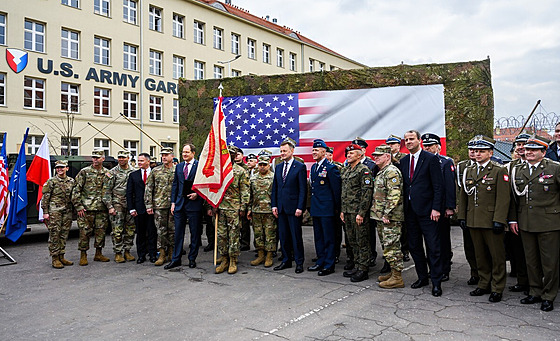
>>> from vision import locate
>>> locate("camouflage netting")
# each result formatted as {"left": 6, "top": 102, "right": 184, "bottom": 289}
{"left": 178, "top": 58, "right": 493, "bottom": 161}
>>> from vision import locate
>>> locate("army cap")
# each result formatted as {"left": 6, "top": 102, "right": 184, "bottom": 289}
{"left": 246, "top": 153, "right": 258, "bottom": 161}
{"left": 312, "top": 139, "right": 327, "bottom": 149}
{"left": 524, "top": 135, "right": 550, "bottom": 150}
{"left": 372, "top": 144, "right": 392, "bottom": 156}
{"left": 385, "top": 134, "right": 401, "bottom": 144}
{"left": 258, "top": 155, "right": 270, "bottom": 164}
{"left": 281, "top": 137, "right": 296, "bottom": 148}
{"left": 514, "top": 133, "right": 531, "bottom": 144}
{"left": 326, "top": 146, "right": 334, "bottom": 154}
{"left": 91, "top": 148, "right": 105, "bottom": 158}
{"left": 258, "top": 149, "right": 272, "bottom": 156}
{"left": 117, "top": 150, "right": 130, "bottom": 158}
{"left": 160, "top": 147, "right": 173, "bottom": 154}
{"left": 421, "top": 133, "right": 441, "bottom": 146}
{"left": 227, "top": 145, "right": 240, "bottom": 154}
{"left": 54, "top": 160, "right": 68, "bottom": 168}
{"left": 346, "top": 143, "right": 362, "bottom": 152}
{"left": 470, "top": 135, "right": 495, "bottom": 149}
{"left": 352, "top": 137, "right": 368, "bottom": 148}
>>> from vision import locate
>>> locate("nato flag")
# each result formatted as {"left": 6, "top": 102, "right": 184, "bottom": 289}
{"left": 5, "top": 128, "right": 29, "bottom": 242}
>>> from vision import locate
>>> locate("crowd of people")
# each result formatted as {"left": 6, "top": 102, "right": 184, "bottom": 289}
{"left": 40, "top": 123, "right": 560, "bottom": 312}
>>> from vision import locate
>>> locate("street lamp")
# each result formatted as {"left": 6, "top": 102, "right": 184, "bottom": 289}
{"left": 217, "top": 54, "right": 241, "bottom": 78}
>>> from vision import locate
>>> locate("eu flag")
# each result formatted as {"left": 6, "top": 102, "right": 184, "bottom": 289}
{"left": 5, "top": 128, "right": 29, "bottom": 242}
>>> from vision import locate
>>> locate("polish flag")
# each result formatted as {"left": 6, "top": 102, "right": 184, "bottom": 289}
{"left": 27, "top": 134, "right": 51, "bottom": 221}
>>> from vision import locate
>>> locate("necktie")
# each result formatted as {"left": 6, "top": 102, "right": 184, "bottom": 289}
{"left": 409, "top": 155, "right": 415, "bottom": 179}
{"left": 282, "top": 162, "right": 288, "bottom": 182}
{"left": 530, "top": 165, "right": 536, "bottom": 175}
{"left": 478, "top": 165, "right": 484, "bottom": 175}
{"left": 184, "top": 162, "right": 190, "bottom": 180}
{"left": 143, "top": 169, "right": 147, "bottom": 184}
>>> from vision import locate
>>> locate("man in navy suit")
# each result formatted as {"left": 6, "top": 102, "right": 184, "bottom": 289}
{"left": 126, "top": 153, "right": 157, "bottom": 263}
{"left": 271, "top": 137, "right": 307, "bottom": 274}
{"left": 308, "top": 139, "right": 342, "bottom": 276}
{"left": 166, "top": 144, "right": 204, "bottom": 269}
{"left": 545, "top": 122, "right": 560, "bottom": 161}
{"left": 398, "top": 130, "right": 444, "bottom": 296}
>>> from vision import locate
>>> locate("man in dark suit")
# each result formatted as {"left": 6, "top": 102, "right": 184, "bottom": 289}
{"left": 126, "top": 152, "right": 157, "bottom": 263}
{"left": 545, "top": 122, "right": 560, "bottom": 161}
{"left": 398, "top": 130, "right": 444, "bottom": 296}
{"left": 308, "top": 139, "right": 342, "bottom": 276}
{"left": 166, "top": 143, "right": 204, "bottom": 269}
{"left": 271, "top": 137, "right": 307, "bottom": 274}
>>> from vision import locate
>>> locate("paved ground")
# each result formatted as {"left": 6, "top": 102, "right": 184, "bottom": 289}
{"left": 1, "top": 224, "right": 559, "bottom": 340}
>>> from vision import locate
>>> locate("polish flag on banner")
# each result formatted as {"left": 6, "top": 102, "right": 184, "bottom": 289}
{"left": 192, "top": 97, "right": 234, "bottom": 208}
{"left": 218, "top": 84, "right": 446, "bottom": 168}
{"left": 27, "top": 133, "right": 51, "bottom": 221}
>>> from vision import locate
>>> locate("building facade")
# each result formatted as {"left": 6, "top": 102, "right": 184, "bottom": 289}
{"left": 0, "top": 0, "right": 365, "bottom": 158}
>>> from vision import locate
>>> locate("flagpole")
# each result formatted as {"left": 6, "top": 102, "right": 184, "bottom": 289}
{"left": 87, "top": 122, "right": 127, "bottom": 150}
{"left": 119, "top": 113, "right": 163, "bottom": 148}
{"left": 218, "top": 83, "right": 223, "bottom": 97}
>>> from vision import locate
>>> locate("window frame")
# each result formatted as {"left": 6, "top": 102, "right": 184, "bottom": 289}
{"left": 123, "top": 140, "right": 138, "bottom": 157}
{"left": 94, "top": 0, "right": 110, "bottom": 17}
{"left": 93, "top": 87, "right": 110, "bottom": 116}
{"left": 277, "top": 48, "right": 284, "bottom": 68}
{"left": 61, "top": 137, "right": 79, "bottom": 156}
{"left": 27, "top": 135, "right": 44, "bottom": 155}
{"left": 94, "top": 36, "right": 110, "bottom": 66}
{"left": 123, "top": 43, "right": 137, "bottom": 71}
{"left": 0, "top": 73, "right": 6, "bottom": 106}
{"left": 61, "top": 82, "right": 80, "bottom": 113}
{"left": 61, "top": 0, "right": 79, "bottom": 8}
{"left": 193, "top": 20, "right": 204, "bottom": 44}
{"left": 262, "top": 43, "right": 270, "bottom": 64}
{"left": 61, "top": 28, "right": 79, "bottom": 59}
{"left": 289, "top": 52, "right": 297, "bottom": 71}
{"left": 213, "top": 27, "right": 223, "bottom": 50}
{"left": 24, "top": 19, "right": 45, "bottom": 53}
{"left": 247, "top": 38, "right": 256, "bottom": 60}
{"left": 194, "top": 60, "right": 204, "bottom": 80}
{"left": 149, "top": 49, "right": 162, "bottom": 76}
{"left": 94, "top": 138, "right": 110, "bottom": 157}
{"left": 149, "top": 6, "right": 162, "bottom": 32}
{"left": 123, "top": 91, "right": 137, "bottom": 119}
{"left": 0, "top": 13, "right": 6, "bottom": 46}
{"left": 213, "top": 65, "right": 223, "bottom": 79}
{"left": 173, "top": 55, "right": 185, "bottom": 79}
{"left": 24, "top": 76, "right": 45, "bottom": 110}
{"left": 123, "top": 0, "right": 137, "bottom": 24}
{"left": 149, "top": 95, "right": 163, "bottom": 122}
{"left": 173, "top": 99, "right": 179, "bottom": 124}
{"left": 231, "top": 33, "right": 240, "bottom": 55}
{"left": 173, "top": 13, "right": 184, "bottom": 38}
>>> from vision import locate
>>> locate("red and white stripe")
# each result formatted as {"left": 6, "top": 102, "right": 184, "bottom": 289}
{"left": 26, "top": 134, "right": 51, "bottom": 220}
{"left": 0, "top": 153, "right": 9, "bottom": 227}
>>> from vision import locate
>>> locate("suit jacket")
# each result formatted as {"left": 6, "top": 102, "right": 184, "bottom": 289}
{"left": 126, "top": 168, "right": 148, "bottom": 215}
{"left": 271, "top": 159, "right": 307, "bottom": 214}
{"left": 310, "top": 159, "right": 342, "bottom": 217}
{"left": 171, "top": 159, "right": 204, "bottom": 212}
{"left": 437, "top": 154, "right": 457, "bottom": 210}
{"left": 398, "top": 150, "right": 443, "bottom": 217}
{"left": 545, "top": 141, "right": 560, "bottom": 162}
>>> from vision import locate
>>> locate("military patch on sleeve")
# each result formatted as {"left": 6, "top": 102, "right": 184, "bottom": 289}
{"left": 365, "top": 179, "right": 371, "bottom": 185}
{"left": 392, "top": 178, "right": 397, "bottom": 183}
{"left": 503, "top": 174, "right": 509, "bottom": 182}
{"left": 450, "top": 165, "right": 455, "bottom": 172}
{"left": 106, "top": 172, "right": 113, "bottom": 178}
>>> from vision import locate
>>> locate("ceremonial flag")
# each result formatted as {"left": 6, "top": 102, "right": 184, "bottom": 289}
{"left": 0, "top": 133, "right": 9, "bottom": 227}
{"left": 5, "top": 128, "right": 29, "bottom": 242}
{"left": 218, "top": 84, "right": 446, "bottom": 167}
{"left": 27, "top": 133, "right": 51, "bottom": 221}
{"left": 192, "top": 97, "right": 234, "bottom": 208}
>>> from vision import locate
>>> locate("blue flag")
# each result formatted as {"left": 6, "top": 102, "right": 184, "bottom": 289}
{"left": 5, "top": 128, "right": 29, "bottom": 242}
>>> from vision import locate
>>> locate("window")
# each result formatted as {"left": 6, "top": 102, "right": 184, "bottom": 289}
{"left": 24, "top": 77, "right": 45, "bottom": 109}
{"left": 123, "top": 91, "right": 137, "bottom": 119}
{"left": 149, "top": 146, "right": 156, "bottom": 157}
{"left": 173, "top": 55, "right": 184, "bottom": 79}
{"left": 231, "top": 69, "right": 241, "bottom": 77}
{"left": 24, "top": 20, "right": 45, "bottom": 53}
{"left": 61, "top": 82, "right": 79, "bottom": 112}
{"left": 173, "top": 99, "right": 179, "bottom": 123}
{"left": 94, "top": 0, "right": 110, "bottom": 17}
{"left": 123, "top": 140, "right": 138, "bottom": 157}
{"left": 194, "top": 60, "right": 204, "bottom": 80}
{"left": 231, "top": 33, "right": 240, "bottom": 55}
{"left": 277, "top": 48, "right": 284, "bottom": 68}
{"left": 193, "top": 20, "right": 204, "bottom": 44}
{"left": 289, "top": 52, "right": 297, "bottom": 71}
{"left": 330, "top": 65, "right": 337, "bottom": 71}
{"left": 149, "top": 50, "right": 162, "bottom": 76}
{"left": 27, "top": 135, "right": 43, "bottom": 155}
{"left": 173, "top": 14, "right": 184, "bottom": 38}
{"left": 94, "top": 138, "right": 110, "bottom": 157}
{"left": 319, "top": 62, "right": 325, "bottom": 72}
{"left": 62, "top": 0, "right": 79, "bottom": 8}
{"left": 0, "top": 73, "right": 5, "bottom": 106}
{"left": 61, "top": 28, "right": 79, "bottom": 59}
{"left": 263, "top": 44, "right": 270, "bottom": 63}
{"left": 309, "top": 58, "right": 314, "bottom": 72}
{"left": 0, "top": 13, "right": 6, "bottom": 45}
{"left": 149, "top": 95, "right": 162, "bottom": 121}
{"left": 149, "top": 6, "right": 162, "bottom": 32}
{"left": 94, "top": 36, "right": 110, "bottom": 65}
{"left": 123, "top": 0, "right": 137, "bottom": 24}
{"left": 213, "top": 65, "right": 223, "bottom": 79}
{"left": 93, "top": 87, "right": 110, "bottom": 116}
{"left": 61, "top": 137, "right": 79, "bottom": 156}
{"left": 161, "top": 142, "right": 175, "bottom": 154}
{"left": 123, "top": 43, "right": 137, "bottom": 71}
{"left": 213, "top": 27, "right": 223, "bottom": 50}
{"left": 247, "top": 38, "right": 255, "bottom": 59}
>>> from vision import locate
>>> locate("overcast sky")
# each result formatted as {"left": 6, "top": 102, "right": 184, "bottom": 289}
{"left": 233, "top": 0, "right": 559, "bottom": 121}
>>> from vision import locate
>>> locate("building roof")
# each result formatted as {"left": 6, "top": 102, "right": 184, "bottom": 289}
{"left": 494, "top": 140, "right": 512, "bottom": 163}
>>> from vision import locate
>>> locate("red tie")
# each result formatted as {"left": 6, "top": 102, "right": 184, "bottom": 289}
{"left": 143, "top": 169, "right": 147, "bottom": 184}
{"left": 184, "top": 163, "right": 190, "bottom": 179}
{"left": 410, "top": 155, "right": 415, "bottom": 179}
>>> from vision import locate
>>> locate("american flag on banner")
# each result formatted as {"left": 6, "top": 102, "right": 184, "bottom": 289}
{"left": 217, "top": 84, "right": 446, "bottom": 167}
{"left": 0, "top": 133, "right": 9, "bottom": 227}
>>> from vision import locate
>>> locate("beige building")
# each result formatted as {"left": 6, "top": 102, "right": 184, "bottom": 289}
{"left": 0, "top": 0, "right": 365, "bottom": 158}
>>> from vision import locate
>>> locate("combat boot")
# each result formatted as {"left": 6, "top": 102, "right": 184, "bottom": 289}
{"left": 264, "top": 251, "right": 274, "bottom": 267}
{"left": 251, "top": 250, "right": 265, "bottom": 266}
{"left": 59, "top": 254, "right": 73, "bottom": 266}
{"left": 93, "top": 248, "right": 110, "bottom": 262}
{"left": 228, "top": 256, "right": 238, "bottom": 274}
{"left": 114, "top": 252, "right": 126, "bottom": 263}
{"left": 154, "top": 248, "right": 166, "bottom": 266}
{"left": 378, "top": 272, "right": 392, "bottom": 282}
{"left": 215, "top": 256, "right": 229, "bottom": 274}
{"left": 52, "top": 255, "right": 64, "bottom": 269}
{"left": 379, "top": 269, "right": 405, "bottom": 289}
{"left": 124, "top": 250, "right": 135, "bottom": 261}
{"left": 79, "top": 251, "right": 88, "bottom": 266}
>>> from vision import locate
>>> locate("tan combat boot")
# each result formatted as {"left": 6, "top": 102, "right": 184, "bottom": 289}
{"left": 215, "top": 256, "right": 229, "bottom": 274}
{"left": 114, "top": 252, "right": 126, "bottom": 263}
{"left": 228, "top": 256, "right": 238, "bottom": 274}
{"left": 378, "top": 272, "right": 392, "bottom": 282}
{"left": 79, "top": 251, "right": 88, "bottom": 266}
{"left": 250, "top": 250, "right": 265, "bottom": 266}
{"left": 52, "top": 255, "right": 64, "bottom": 269}
{"left": 93, "top": 248, "right": 110, "bottom": 262}
{"left": 264, "top": 251, "right": 274, "bottom": 268}
{"left": 59, "top": 254, "right": 73, "bottom": 266}
{"left": 154, "top": 248, "right": 166, "bottom": 266}
{"left": 379, "top": 269, "right": 405, "bottom": 289}
{"left": 124, "top": 250, "right": 135, "bottom": 261}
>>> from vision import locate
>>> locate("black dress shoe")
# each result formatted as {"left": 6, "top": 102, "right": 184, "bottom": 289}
{"left": 318, "top": 267, "right": 335, "bottom": 276}
{"left": 488, "top": 292, "right": 502, "bottom": 303}
{"left": 432, "top": 285, "right": 442, "bottom": 297}
{"left": 308, "top": 264, "right": 322, "bottom": 271}
{"left": 136, "top": 256, "right": 146, "bottom": 264}
{"left": 470, "top": 288, "right": 491, "bottom": 296}
{"left": 164, "top": 260, "right": 181, "bottom": 270}
{"left": 467, "top": 276, "right": 480, "bottom": 285}
{"left": 541, "top": 300, "right": 554, "bottom": 312}
{"left": 350, "top": 270, "right": 369, "bottom": 282}
{"left": 509, "top": 284, "right": 529, "bottom": 292}
{"left": 181, "top": 249, "right": 187, "bottom": 255}
{"left": 441, "top": 273, "right": 450, "bottom": 282}
{"left": 344, "top": 260, "right": 355, "bottom": 271}
{"left": 380, "top": 260, "right": 391, "bottom": 273}
{"left": 203, "top": 244, "right": 213, "bottom": 252}
{"left": 311, "top": 257, "right": 318, "bottom": 262}
{"left": 149, "top": 256, "right": 157, "bottom": 263}
{"left": 343, "top": 269, "right": 357, "bottom": 278}
{"left": 189, "top": 260, "right": 196, "bottom": 268}
{"left": 295, "top": 264, "right": 304, "bottom": 273}
{"left": 520, "top": 295, "right": 542, "bottom": 304}
{"left": 411, "top": 278, "right": 429, "bottom": 289}
{"left": 273, "top": 262, "right": 292, "bottom": 271}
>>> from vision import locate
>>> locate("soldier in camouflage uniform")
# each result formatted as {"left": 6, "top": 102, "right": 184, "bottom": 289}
{"left": 233, "top": 147, "right": 251, "bottom": 252}
{"left": 212, "top": 145, "right": 250, "bottom": 274}
{"left": 103, "top": 150, "right": 135, "bottom": 263}
{"left": 371, "top": 145, "right": 405, "bottom": 289}
{"left": 248, "top": 155, "right": 276, "bottom": 267}
{"left": 42, "top": 160, "right": 75, "bottom": 269}
{"left": 71, "top": 149, "right": 110, "bottom": 266}
{"left": 340, "top": 143, "right": 373, "bottom": 282}
{"left": 145, "top": 147, "right": 176, "bottom": 266}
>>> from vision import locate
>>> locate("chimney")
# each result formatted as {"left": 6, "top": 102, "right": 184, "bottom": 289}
{"left": 225, "top": 0, "right": 231, "bottom": 4}
{"left": 272, "top": 18, "right": 277, "bottom": 23}
{"left": 265, "top": 15, "right": 270, "bottom": 21}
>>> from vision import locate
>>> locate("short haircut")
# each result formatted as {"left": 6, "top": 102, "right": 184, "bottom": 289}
{"left": 280, "top": 141, "right": 295, "bottom": 150}
{"left": 405, "top": 130, "right": 421, "bottom": 139}
{"left": 183, "top": 143, "right": 196, "bottom": 154}
{"left": 138, "top": 152, "right": 151, "bottom": 160}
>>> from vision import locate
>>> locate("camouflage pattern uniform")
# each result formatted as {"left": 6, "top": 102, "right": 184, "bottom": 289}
{"left": 249, "top": 170, "right": 276, "bottom": 252}
{"left": 72, "top": 165, "right": 110, "bottom": 251}
{"left": 103, "top": 165, "right": 135, "bottom": 254}
{"left": 217, "top": 163, "right": 250, "bottom": 257}
{"left": 371, "top": 163, "right": 405, "bottom": 272}
{"left": 340, "top": 163, "right": 373, "bottom": 272}
{"left": 42, "top": 173, "right": 75, "bottom": 256}
{"left": 144, "top": 164, "right": 175, "bottom": 251}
